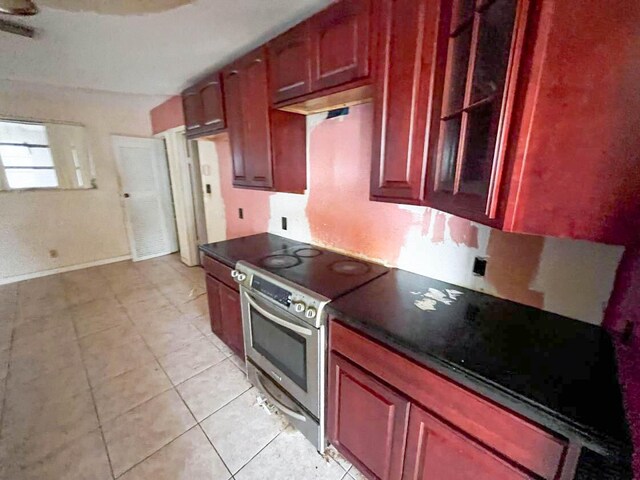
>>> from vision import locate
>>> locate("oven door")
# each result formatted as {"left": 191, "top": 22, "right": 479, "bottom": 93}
{"left": 240, "top": 286, "right": 321, "bottom": 418}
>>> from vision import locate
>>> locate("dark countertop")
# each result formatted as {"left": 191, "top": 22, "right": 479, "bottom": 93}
{"left": 327, "top": 268, "right": 632, "bottom": 461}
{"left": 199, "top": 233, "right": 305, "bottom": 268}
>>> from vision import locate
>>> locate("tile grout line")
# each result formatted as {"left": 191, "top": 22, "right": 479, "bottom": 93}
{"left": 80, "top": 268, "right": 123, "bottom": 480}
{"left": 108, "top": 275, "right": 207, "bottom": 478}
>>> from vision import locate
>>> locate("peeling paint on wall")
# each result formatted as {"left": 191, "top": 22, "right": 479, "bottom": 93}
{"left": 203, "top": 103, "right": 624, "bottom": 325}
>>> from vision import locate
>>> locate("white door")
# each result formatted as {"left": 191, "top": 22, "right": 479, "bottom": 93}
{"left": 112, "top": 136, "right": 178, "bottom": 261}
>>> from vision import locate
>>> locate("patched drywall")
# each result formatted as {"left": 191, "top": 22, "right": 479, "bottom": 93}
{"left": 0, "top": 80, "right": 166, "bottom": 282}
{"left": 200, "top": 103, "right": 623, "bottom": 325}
{"left": 150, "top": 96, "right": 185, "bottom": 135}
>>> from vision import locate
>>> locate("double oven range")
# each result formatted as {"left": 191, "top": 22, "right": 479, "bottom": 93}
{"left": 231, "top": 245, "right": 388, "bottom": 450}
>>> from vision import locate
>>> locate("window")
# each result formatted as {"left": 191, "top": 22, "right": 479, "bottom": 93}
{"left": 0, "top": 119, "right": 95, "bottom": 191}
{"left": 0, "top": 121, "right": 58, "bottom": 189}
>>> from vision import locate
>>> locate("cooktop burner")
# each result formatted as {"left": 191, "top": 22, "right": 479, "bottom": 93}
{"left": 294, "top": 247, "right": 323, "bottom": 258}
{"left": 330, "top": 260, "right": 371, "bottom": 276}
{"left": 260, "top": 254, "right": 301, "bottom": 269}
{"left": 254, "top": 244, "right": 389, "bottom": 299}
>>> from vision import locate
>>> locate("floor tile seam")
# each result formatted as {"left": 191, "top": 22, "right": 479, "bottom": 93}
{"left": 196, "top": 422, "right": 234, "bottom": 480}
{"left": 230, "top": 428, "right": 287, "bottom": 478}
{"left": 70, "top": 317, "right": 116, "bottom": 480}
{"left": 111, "top": 422, "right": 200, "bottom": 479}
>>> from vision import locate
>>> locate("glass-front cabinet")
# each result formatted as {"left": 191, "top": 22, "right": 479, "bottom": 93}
{"left": 426, "top": 0, "right": 530, "bottom": 222}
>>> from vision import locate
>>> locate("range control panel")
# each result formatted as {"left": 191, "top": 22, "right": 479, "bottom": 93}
{"left": 251, "top": 276, "right": 291, "bottom": 308}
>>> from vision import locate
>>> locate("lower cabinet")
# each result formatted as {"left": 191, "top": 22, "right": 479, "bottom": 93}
{"left": 404, "top": 405, "right": 535, "bottom": 480}
{"left": 203, "top": 256, "right": 245, "bottom": 357}
{"left": 218, "top": 283, "right": 245, "bottom": 357}
{"left": 328, "top": 353, "right": 408, "bottom": 480}
{"left": 328, "top": 319, "right": 575, "bottom": 480}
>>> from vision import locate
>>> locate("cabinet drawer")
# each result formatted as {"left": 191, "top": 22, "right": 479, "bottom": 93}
{"left": 202, "top": 255, "right": 238, "bottom": 292}
{"left": 329, "top": 320, "right": 569, "bottom": 479}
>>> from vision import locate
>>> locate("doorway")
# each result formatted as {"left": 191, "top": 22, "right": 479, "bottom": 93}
{"left": 111, "top": 135, "right": 179, "bottom": 261}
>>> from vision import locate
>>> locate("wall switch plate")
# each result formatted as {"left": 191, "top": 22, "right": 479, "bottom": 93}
{"left": 238, "top": 208, "right": 243, "bottom": 219}
{"left": 281, "top": 217, "right": 288, "bottom": 230}
{"left": 473, "top": 257, "right": 487, "bottom": 276}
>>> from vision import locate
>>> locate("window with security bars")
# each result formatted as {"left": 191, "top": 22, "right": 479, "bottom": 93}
{"left": 0, "top": 120, "right": 95, "bottom": 191}
{"left": 436, "top": 0, "right": 519, "bottom": 201}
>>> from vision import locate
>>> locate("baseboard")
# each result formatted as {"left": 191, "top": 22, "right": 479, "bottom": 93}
{"left": 0, "top": 255, "right": 132, "bottom": 285}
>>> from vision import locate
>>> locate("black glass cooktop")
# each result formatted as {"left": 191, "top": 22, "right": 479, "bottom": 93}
{"left": 256, "top": 245, "right": 390, "bottom": 299}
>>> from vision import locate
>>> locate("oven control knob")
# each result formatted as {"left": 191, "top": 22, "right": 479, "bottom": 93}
{"left": 305, "top": 307, "right": 317, "bottom": 319}
{"left": 236, "top": 273, "right": 247, "bottom": 282}
{"left": 293, "top": 302, "right": 306, "bottom": 313}
{"left": 231, "top": 270, "right": 239, "bottom": 278}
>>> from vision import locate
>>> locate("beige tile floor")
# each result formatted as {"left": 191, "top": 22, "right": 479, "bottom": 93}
{"left": 0, "top": 254, "right": 364, "bottom": 480}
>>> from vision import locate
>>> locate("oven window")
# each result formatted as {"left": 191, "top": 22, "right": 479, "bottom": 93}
{"left": 250, "top": 309, "right": 307, "bottom": 391}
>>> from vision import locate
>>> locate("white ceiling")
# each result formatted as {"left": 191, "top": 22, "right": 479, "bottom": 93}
{"left": 0, "top": 0, "right": 332, "bottom": 95}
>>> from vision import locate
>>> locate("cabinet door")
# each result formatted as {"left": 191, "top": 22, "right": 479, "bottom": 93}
{"left": 370, "top": 0, "right": 444, "bottom": 203}
{"left": 328, "top": 353, "right": 408, "bottom": 480}
{"left": 310, "top": 0, "right": 372, "bottom": 92}
{"left": 269, "top": 23, "right": 312, "bottom": 104}
{"left": 239, "top": 51, "right": 273, "bottom": 189}
{"left": 200, "top": 74, "right": 225, "bottom": 132}
{"left": 426, "top": 0, "right": 529, "bottom": 222}
{"left": 218, "top": 284, "right": 245, "bottom": 357}
{"left": 222, "top": 67, "right": 249, "bottom": 185}
{"left": 205, "top": 274, "right": 222, "bottom": 336}
{"left": 403, "top": 404, "right": 535, "bottom": 480}
{"left": 182, "top": 90, "right": 203, "bottom": 132}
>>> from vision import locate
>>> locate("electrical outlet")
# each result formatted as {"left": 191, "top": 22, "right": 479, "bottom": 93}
{"left": 238, "top": 208, "right": 243, "bottom": 219}
{"left": 473, "top": 257, "right": 487, "bottom": 276}
{"left": 206, "top": 184, "right": 211, "bottom": 194}
{"left": 281, "top": 217, "right": 288, "bottom": 230}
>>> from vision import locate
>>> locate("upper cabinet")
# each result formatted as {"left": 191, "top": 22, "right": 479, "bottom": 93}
{"left": 223, "top": 48, "right": 307, "bottom": 193}
{"left": 426, "top": 0, "right": 526, "bottom": 224}
{"left": 268, "top": 22, "right": 312, "bottom": 104}
{"left": 309, "top": 0, "right": 372, "bottom": 92}
{"left": 370, "top": 0, "right": 445, "bottom": 203}
{"left": 371, "top": 0, "right": 640, "bottom": 245}
{"left": 267, "top": 0, "right": 375, "bottom": 109}
{"left": 182, "top": 72, "right": 226, "bottom": 139}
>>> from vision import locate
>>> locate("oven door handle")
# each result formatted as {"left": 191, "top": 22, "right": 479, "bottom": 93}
{"left": 244, "top": 292, "right": 313, "bottom": 337}
{"left": 256, "top": 373, "right": 307, "bottom": 422}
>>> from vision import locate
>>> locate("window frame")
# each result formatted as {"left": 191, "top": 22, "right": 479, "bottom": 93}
{"left": 0, "top": 117, "right": 95, "bottom": 192}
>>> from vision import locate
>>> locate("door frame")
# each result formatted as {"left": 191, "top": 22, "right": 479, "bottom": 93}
{"left": 156, "top": 126, "right": 204, "bottom": 266}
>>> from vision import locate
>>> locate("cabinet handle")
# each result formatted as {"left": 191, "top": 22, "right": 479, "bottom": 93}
{"left": 228, "top": 70, "right": 239, "bottom": 76}
{"left": 254, "top": 58, "right": 263, "bottom": 64}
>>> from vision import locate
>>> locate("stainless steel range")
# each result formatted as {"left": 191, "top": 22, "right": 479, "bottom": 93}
{"left": 231, "top": 245, "right": 388, "bottom": 451}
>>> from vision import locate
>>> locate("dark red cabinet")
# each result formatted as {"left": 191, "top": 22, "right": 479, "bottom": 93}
{"left": 266, "top": 0, "right": 375, "bottom": 110}
{"left": 223, "top": 48, "right": 307, "bottom": 193}
{"left": 205, "top": 274, "right": 223, "bottom": 335}
{"left": 328, "top": 319, "right": 575, "bottom": 480}
{"left": 328, "top": 352, "right": 409, "bottom": 480}
{"left": 203, "top": 256, "right": 244, "bottom": 357}
{"left": 425, "top": 0, "right": 529, "bottom": 224}
{"left": 218, "top": 283, "right": 244, "bottom": 357}
{"left": 370, "top": 0, "right": 445, "bottom": 203}
{"left": 182, "top": 72, "right": 226, "bottom": 139}
{"left": 403, "top": 404, "right": 535, "bottom": 480}
{"left": 310, "top": 0, "right": 372, "bottom": 92}
{"left": 268, "top": 22, "right": 312, "bottom": 104}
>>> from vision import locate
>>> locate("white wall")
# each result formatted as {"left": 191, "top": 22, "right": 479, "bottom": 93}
{"left": 0, "top": 80, "right": 167, "bottom": 282}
